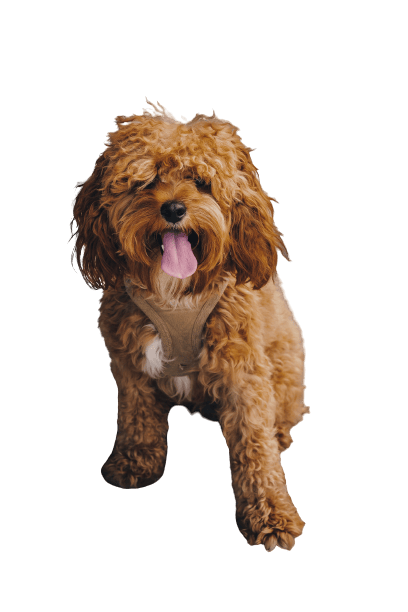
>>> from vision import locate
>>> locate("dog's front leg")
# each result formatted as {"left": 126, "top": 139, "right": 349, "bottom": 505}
{"left": 101, "top": 358, "right": 171, "bottom": 489}
{"left": 218, "top": 375, "right": 305, "bottom": 551}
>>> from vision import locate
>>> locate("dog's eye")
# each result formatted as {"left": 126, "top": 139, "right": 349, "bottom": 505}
{"left": 146, "top": 176, "right": 159, "bottom": 188}
{"left": 131, "top": 177, "right": 157, "bottom": 192}
{"left": 195, "top": 178, "right": 210, "bottom": 188}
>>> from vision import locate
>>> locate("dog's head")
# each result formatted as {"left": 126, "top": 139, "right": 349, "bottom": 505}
{"left": 71, "top": 102, "right": 289, "bottom": 295}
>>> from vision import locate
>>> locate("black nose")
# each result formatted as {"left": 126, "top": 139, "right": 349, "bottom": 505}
{"left": 160, "top": 200, "right": 187, "bottom": 224}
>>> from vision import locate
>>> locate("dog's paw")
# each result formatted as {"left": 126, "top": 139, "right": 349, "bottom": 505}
{"left": 236, "top": 499, "right": 305, "bottom": 552}
{"left": 258, "top": 527, "right": 298, "bottom": 552}
{"left": 101, "top": 451, "right": 165, "bottom": 489}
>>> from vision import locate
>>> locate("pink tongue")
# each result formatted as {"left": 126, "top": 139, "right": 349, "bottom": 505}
{"left": 161, "top": 231, "right": 197, "bottom": 279}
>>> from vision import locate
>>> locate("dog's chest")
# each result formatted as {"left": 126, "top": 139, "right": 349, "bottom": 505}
{"left": 125, "top": 279, "right": 228, "bottom": 378}
{"left": 144, "top": 303, "right": 205, "bottom": 377}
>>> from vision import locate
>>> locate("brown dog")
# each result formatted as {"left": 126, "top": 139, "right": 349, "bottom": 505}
{"left": 71, "top": 102, "right": 308, "bottom": 551}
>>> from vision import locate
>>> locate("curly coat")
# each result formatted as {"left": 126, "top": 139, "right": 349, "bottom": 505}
{"left": 71, "top": 102, "right": 309, "bottom": 551}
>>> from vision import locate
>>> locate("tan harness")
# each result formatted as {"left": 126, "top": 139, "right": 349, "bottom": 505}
{"left": 125, "top": 279, "right": 229, "bottom": 378}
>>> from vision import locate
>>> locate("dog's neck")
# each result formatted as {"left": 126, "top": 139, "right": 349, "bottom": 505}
{"left": 126, "top": 260, "right": 231, "bottom": 311}
{"left": 150, "top": 266, "right": 201, "bottom": 309}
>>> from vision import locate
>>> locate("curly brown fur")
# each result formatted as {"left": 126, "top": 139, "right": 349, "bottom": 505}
{"left": 71, "top": 101, "right": 308, "bottom": 551}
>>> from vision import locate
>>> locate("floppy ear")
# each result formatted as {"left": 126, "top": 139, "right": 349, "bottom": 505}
{"left": 227, "top": 174, "right": 289, "bottom": 290}
{"left": 71, "top": 153, "right": 124, "bottom": 290}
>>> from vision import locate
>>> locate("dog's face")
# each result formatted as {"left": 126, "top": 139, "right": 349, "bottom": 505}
{"left": 72, "top": 109, "right": 289, "bottom": 294}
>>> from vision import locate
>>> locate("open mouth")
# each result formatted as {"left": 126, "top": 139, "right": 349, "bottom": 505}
{"left": 157, "top": 228, "right": 199, "bottom": 279}
{"left": 157, "top": 229, "right": 199, "bottom": 253}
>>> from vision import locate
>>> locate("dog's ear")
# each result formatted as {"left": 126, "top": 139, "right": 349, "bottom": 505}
{"left": 227, "top": 163, "right": 289, "bottom": 290}
{"left": 71, "top": 153, "right": 124, "bottom": 290}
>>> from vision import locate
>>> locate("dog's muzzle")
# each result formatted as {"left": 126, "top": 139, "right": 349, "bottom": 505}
{"left": 160, "top": 200, "right": 187, "bottom": 224}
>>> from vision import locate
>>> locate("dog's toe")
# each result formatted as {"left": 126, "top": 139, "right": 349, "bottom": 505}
{"left": 264, "top": 533, "right": 278, "bottom": 552}
{"left": 261, "top": 530, "right": 296, "bottom": 552}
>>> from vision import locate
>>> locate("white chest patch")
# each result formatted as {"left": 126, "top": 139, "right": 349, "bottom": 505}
{"left": 142, "top": 323, "right": 193, "bottom": 401}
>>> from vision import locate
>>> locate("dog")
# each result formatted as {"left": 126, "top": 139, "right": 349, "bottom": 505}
{"left": 71, "top": 101, "right": 309, "bottom": 551}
